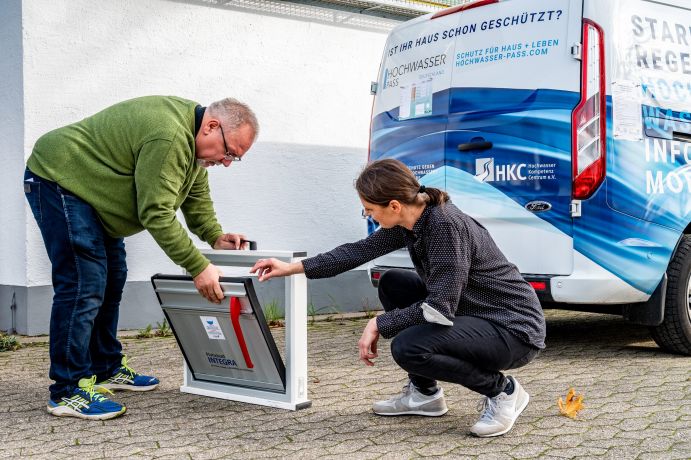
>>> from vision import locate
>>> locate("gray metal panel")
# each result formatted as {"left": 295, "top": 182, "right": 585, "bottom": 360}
{"left": 202, "top": 249, "right": 307, "bottom": 267}
{"left": 152, "top": 276, "right": 285, "bottom": 393}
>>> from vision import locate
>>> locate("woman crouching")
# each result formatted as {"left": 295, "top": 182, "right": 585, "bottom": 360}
{"left": 251, "top": 158, "right": 545, "bottom": 437}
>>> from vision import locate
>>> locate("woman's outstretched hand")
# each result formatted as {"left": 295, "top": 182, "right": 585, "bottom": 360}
{"left": 249, "top": 258, "right": 304, "bottom": 281}
{"left": 358, "top": 317, "right": 380, "bottom": 366}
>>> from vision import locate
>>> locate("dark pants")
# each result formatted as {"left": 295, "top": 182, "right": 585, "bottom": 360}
{"left": 378, "top": 269, "right": 539, "bottom": 397}
{"left": 24, "top": 168, "right": 125, "bottom": 400}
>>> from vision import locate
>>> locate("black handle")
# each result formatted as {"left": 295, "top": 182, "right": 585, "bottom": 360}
{"left": 673, "top": 131, "right": 691, "bottom": 143}
{"left": 240, "top": 239, "right": 257, "bottom": 250}
{"left": 458, "top": 141, "right": 493, "bottom": 152}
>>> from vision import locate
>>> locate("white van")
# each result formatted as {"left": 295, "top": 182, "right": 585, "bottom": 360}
{"left": 367, "top": 0, "right": 691, "bottom": 355}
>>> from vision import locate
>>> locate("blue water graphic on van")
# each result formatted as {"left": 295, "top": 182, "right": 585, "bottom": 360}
{"left": 370, "top": 87, "right": 684, "bottom": 294}
{"left": 607, "top": 106, "right": 691, "bottom": 230}
{"left": 572, "top": 180, "right": 678, "bottom": 294}
{"left": 371, "top": 87, "right": 577, "bottom": 236}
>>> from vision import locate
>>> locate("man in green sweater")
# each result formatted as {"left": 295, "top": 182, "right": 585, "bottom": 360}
{"left": 24, "top": 96, "right": 258, "bottom": 420}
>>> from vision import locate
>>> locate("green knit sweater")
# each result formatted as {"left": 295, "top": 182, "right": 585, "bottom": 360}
{"left": 27, "top": 96, "right": 223, "bottom": 276}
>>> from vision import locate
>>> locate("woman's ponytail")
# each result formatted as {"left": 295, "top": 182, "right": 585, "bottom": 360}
{"left": 421, "top": 187, "right": 449, "bottom": 206}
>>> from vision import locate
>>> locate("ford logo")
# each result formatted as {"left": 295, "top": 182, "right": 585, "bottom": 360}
{"left": 525, "top": 201, "right": 552, "bottom": 212}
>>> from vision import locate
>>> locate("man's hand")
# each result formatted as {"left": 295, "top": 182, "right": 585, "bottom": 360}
{"left": 249, "top": 259, "right": 303, "bottom": 282}
{"left": 214, "top": 233, "right": 249, "bottom": 250}
{"left": 358, "top": 317, "right": 380, "bottom": 366}
{"left": 194, "top": 263, "right": 224, "bottom": 303}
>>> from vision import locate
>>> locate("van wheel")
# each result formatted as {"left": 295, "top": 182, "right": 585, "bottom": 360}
{"left": 650, "top": 235, "right": 691, "bottom": 355}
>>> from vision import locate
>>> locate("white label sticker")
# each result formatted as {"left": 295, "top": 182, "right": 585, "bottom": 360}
{"left": 613, "top": 81, "right": 643, "bottom": 141}
{"left": 200, "top": 316, "right": 225, "bottom": 340}
{"left": 399, "top": 78, "right": 433, "bottom": 120}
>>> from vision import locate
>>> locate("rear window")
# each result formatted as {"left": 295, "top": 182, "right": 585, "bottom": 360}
{"left": 374, "top": 0, "right": 580, "bottom": 119}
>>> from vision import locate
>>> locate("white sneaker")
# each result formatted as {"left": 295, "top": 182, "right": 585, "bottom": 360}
{"left": 469, "top": 376, "right": 529, "bottom": 437}
{"left": 373, "top": 381, "right": 448, "bottom": 416}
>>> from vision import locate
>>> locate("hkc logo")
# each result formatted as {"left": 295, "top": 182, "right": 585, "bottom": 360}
{"left": 475, "top": 158, "right": 494, "bottom": 182}
{"left": 475, "top": 158, "right": 527, "bottom": 182}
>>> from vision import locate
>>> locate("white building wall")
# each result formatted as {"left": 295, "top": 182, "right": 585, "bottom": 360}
{"left": 0, "top": 0, "right": 26, "bottom": 287}
{"left": 17, "top": 0, "right": 395, "bottom": 286}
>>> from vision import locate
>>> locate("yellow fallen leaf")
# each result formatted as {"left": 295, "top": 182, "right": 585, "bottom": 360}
{"left": 558, "top": 387, "right": 585, "bottom": 419}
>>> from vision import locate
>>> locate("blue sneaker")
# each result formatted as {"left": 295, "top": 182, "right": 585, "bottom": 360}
{"left": 97, "top": 355, "right": 159, "bottom": 392}
{"left": 47, "top": 375, "right": 126, "bottom": 420}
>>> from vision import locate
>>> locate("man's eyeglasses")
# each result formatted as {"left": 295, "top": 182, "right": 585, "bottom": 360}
{"left": 219, "top": 124, "right": 242, "bottom": 162}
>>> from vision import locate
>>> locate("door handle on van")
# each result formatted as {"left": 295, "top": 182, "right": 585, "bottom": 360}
{"left": 458, "top": 141, "right": 493, "bottom": 152}
{"left": 673, "top": 131, "right": 691, "bottom": 143}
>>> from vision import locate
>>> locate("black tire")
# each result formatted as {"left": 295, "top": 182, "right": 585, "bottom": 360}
{"left": 650, "top": 235, "right": 691, "bottom": 355}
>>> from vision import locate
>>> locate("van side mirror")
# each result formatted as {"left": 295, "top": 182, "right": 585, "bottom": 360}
{"left": 370, "top": 81, "right": 378, "bottom": 95}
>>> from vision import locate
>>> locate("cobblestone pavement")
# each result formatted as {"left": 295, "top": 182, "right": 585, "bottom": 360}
{"left": 1, "top": 310, "right": 689, "bottom": 459}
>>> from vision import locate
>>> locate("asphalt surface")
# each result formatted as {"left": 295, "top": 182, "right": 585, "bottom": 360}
{"left": 0, "top": 310, "right": 689, "bottom": 459}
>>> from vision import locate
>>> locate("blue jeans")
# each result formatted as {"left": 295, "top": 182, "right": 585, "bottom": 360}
{"left": 378, "top": 269, "right": 539, "bottom": 397}
{"left": 24, "top": 168, "right": 126, "bottom": 400}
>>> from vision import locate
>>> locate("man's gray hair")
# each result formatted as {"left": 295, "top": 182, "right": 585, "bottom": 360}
{"left": 208, "top": 98, "right": 259, "bottom": 141}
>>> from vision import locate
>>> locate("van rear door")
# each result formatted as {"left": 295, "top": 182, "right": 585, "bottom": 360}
{"left": 368, "top": 11, "right": 457, "bottom": 271}
{"left": 440, "top": 0, "right": 583, "bottom": 275}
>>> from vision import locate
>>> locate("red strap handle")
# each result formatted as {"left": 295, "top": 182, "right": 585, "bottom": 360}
{"left": 230, "top": 297, "right": 254, "bottom": 369}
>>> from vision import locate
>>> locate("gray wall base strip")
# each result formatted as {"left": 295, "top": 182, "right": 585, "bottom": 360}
{"left": 0, "top": 285, "right": 53, "bottom": 336}
{"left": 1, "top": 271, "right": 381, "bottom": 336}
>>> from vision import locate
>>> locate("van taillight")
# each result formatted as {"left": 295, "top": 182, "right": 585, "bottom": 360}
{"left": 572, "top": 20, "right": 606, "bottom": 200}
{"left": 370, "top": 269, "right": 384, "bottom": 287}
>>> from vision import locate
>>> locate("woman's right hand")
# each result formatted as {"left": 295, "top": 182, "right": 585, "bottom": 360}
{"left": 250, "top": 258, "right": 303, "bottom": 281}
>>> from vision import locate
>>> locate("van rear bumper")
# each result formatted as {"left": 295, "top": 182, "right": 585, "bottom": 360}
{"left": 370, "top": 266, "right": 650, "bottom": 303}
{"left": 523, "top": 274, "right": 650, "bottom": 304}
{"left": 369, "top": 250, "right": 653, "bottom": 304}
{"left": 541, "top": 251, "right": 652, "bottom": 304}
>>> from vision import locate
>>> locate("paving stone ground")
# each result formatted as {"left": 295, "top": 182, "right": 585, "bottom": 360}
{"left": 1, "top": 310, "right": 689, "bottom": 459}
